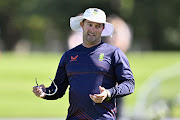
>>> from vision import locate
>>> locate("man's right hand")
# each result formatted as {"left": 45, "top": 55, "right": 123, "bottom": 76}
{"left": 33, "top": 84, "right": 46, "bottom": 98}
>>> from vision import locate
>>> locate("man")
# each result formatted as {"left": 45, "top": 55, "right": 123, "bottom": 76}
{"left": 33, "top": 8, "right": 135, "bottom": 120}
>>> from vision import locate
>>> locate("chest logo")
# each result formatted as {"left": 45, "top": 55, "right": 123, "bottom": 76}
{"left": 99, "top": 53, "right": 104, "bottom": 61}
{"left": 70, "top": 55, "right": 78, "bottom": 62}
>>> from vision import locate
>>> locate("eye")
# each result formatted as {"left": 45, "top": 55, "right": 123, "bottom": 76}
{"left": 88, "top": 23, "right": 93, "bottom": 27}
{"left": 96, "top": 25, "right": 101, "bottom": 29}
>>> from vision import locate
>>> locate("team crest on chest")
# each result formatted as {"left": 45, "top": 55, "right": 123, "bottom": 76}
{"left": 99, "top": 53, "right": 104, "bottom": 61}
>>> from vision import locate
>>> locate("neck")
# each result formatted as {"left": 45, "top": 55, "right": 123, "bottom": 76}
{"left": 82, "top": 40, "right": 101, "bottom": 48}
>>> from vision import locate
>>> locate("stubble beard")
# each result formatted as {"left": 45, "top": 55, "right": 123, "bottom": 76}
{"left": 83, "top": 33, "right": 101, "bottom": 46}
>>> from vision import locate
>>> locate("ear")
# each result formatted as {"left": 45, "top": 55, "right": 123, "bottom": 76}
{"left": 80, "top": 21, "right": 84, "bottom": 28}
{"left": 103, "top": 24, "right": 105, "bottom": 30}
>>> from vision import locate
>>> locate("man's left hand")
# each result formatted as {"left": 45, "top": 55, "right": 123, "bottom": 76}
{"left": 89, "top": 86, "right": 108, "bottom": 103}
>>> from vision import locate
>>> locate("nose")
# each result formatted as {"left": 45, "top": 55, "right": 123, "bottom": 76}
{"left": 89, "top": 25, "right": 96, "bottom": 31}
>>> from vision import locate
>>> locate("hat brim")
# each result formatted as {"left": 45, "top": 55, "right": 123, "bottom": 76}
{"left": 70, "top": 16, "right": 114, "bottom": 37}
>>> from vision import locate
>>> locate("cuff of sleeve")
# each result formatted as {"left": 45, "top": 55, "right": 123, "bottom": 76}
{"left": 107, "top": 88, "right": 114, "bottom": 97}
{"left": 42, "top": 88, "right": 50, "bottom": 99}
{"left": 106, "top": 90, "right": 111, "bottom": 97}
{"left": 105, "top": 89, "right": 112, "bottom": 101}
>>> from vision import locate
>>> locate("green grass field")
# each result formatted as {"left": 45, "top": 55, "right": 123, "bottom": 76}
{"left": 0, "top": 52, "right": 180, "bottom": 118}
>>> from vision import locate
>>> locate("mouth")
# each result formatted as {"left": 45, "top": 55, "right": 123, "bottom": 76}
{"left": 88, "top": 33, "right": 95, "bottom": 37}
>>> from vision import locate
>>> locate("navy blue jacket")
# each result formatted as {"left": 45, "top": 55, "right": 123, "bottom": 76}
{"left": 44, "top": 42, "right": 135, "bottom": 120}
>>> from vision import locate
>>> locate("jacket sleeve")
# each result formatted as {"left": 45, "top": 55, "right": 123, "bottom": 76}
{"left": 43, "top": 53, "right": 69, "bottom": 100}
{"left": 107, "top": 48, "right": 135, "bottom": 98}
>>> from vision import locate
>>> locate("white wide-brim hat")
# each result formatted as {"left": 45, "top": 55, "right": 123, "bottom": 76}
{"left": 70, "top": 8, "right": 114, "bottom": 37}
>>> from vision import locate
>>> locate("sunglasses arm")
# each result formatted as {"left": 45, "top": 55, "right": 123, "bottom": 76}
{"left": 45, "top": 77, "right": 58, "bottom": 96}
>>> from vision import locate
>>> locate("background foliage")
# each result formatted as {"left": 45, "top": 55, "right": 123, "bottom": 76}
{"left": 0, "top": 0, "right": 180, "bottom": 51}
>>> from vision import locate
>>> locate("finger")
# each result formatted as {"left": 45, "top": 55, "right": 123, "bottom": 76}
{"left": 93, "top": 93, "right": 107, "bottom": 102}
{"left": 92, "top": 98, "right": 103, "bottom": 103}
{"left": 94, "top": 93, "right": 105, "bottom": 98}
{"left": 33, "top": 86, "right": 41, "bottom": 92}
{"left": 33, "top": 87, "right": 42, "bottom": 97}
{"left": 95, "top": 100, "right": 103, "bottom": 103}
{"left": 89, "top": 94, "right": 94, "bottom": 99}
{"left": 99, "top": 86, "right": 103, "bottom": 90}
{"left": 35, "top": 92, "right": 40, "bottom": 97}
{"left": 33, "top": 86, "right": 39, "bottom": 93}
{"left": 89, "top": 94, "right": 97, "bottom": 101}
{"left": 99, "top": 86, "right": 105, "bottom": 90}
{"left": 33, "top": 89, "right": 38, "bottom": 93}
{"left": 91, "top": 95, "right": 103, "bottom": 102}
{"left": 39, "top": 84, "right": 46, "bottom": 92}
{"left": 94, "top": 94, "right": 102, "bottom": 97}
{"left": 33, "top": 86, "right": 38, "bottom": 90}
{"left": 96, "top": 90, "right": 108, "bottom": 97}
{"left": 39, "top": 92, "right": 46, "bottom": 98}
{"left": 34, "top": 90, "right": 45, "bottom": 98}
{"left": 99, "top": 86, "right": 105, "bottom": 93}
{"left": 39, "top": 84, "right": 45, "bottom": 88}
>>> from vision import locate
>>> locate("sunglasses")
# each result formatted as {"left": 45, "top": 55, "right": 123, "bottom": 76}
{"left": 35, "top": 77, "right": 58, "bottom": 96}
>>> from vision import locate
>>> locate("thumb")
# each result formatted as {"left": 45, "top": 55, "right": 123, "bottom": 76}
{"left": 39, "top": 84, "right": 46, "bottom": 92}
{"left": 99, "top": 86, "right": 105, "bottom": 93}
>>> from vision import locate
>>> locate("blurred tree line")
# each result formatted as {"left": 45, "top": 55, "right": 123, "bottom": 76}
{"left": 0, "top": 0, "right": 180, "bottom": 51}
